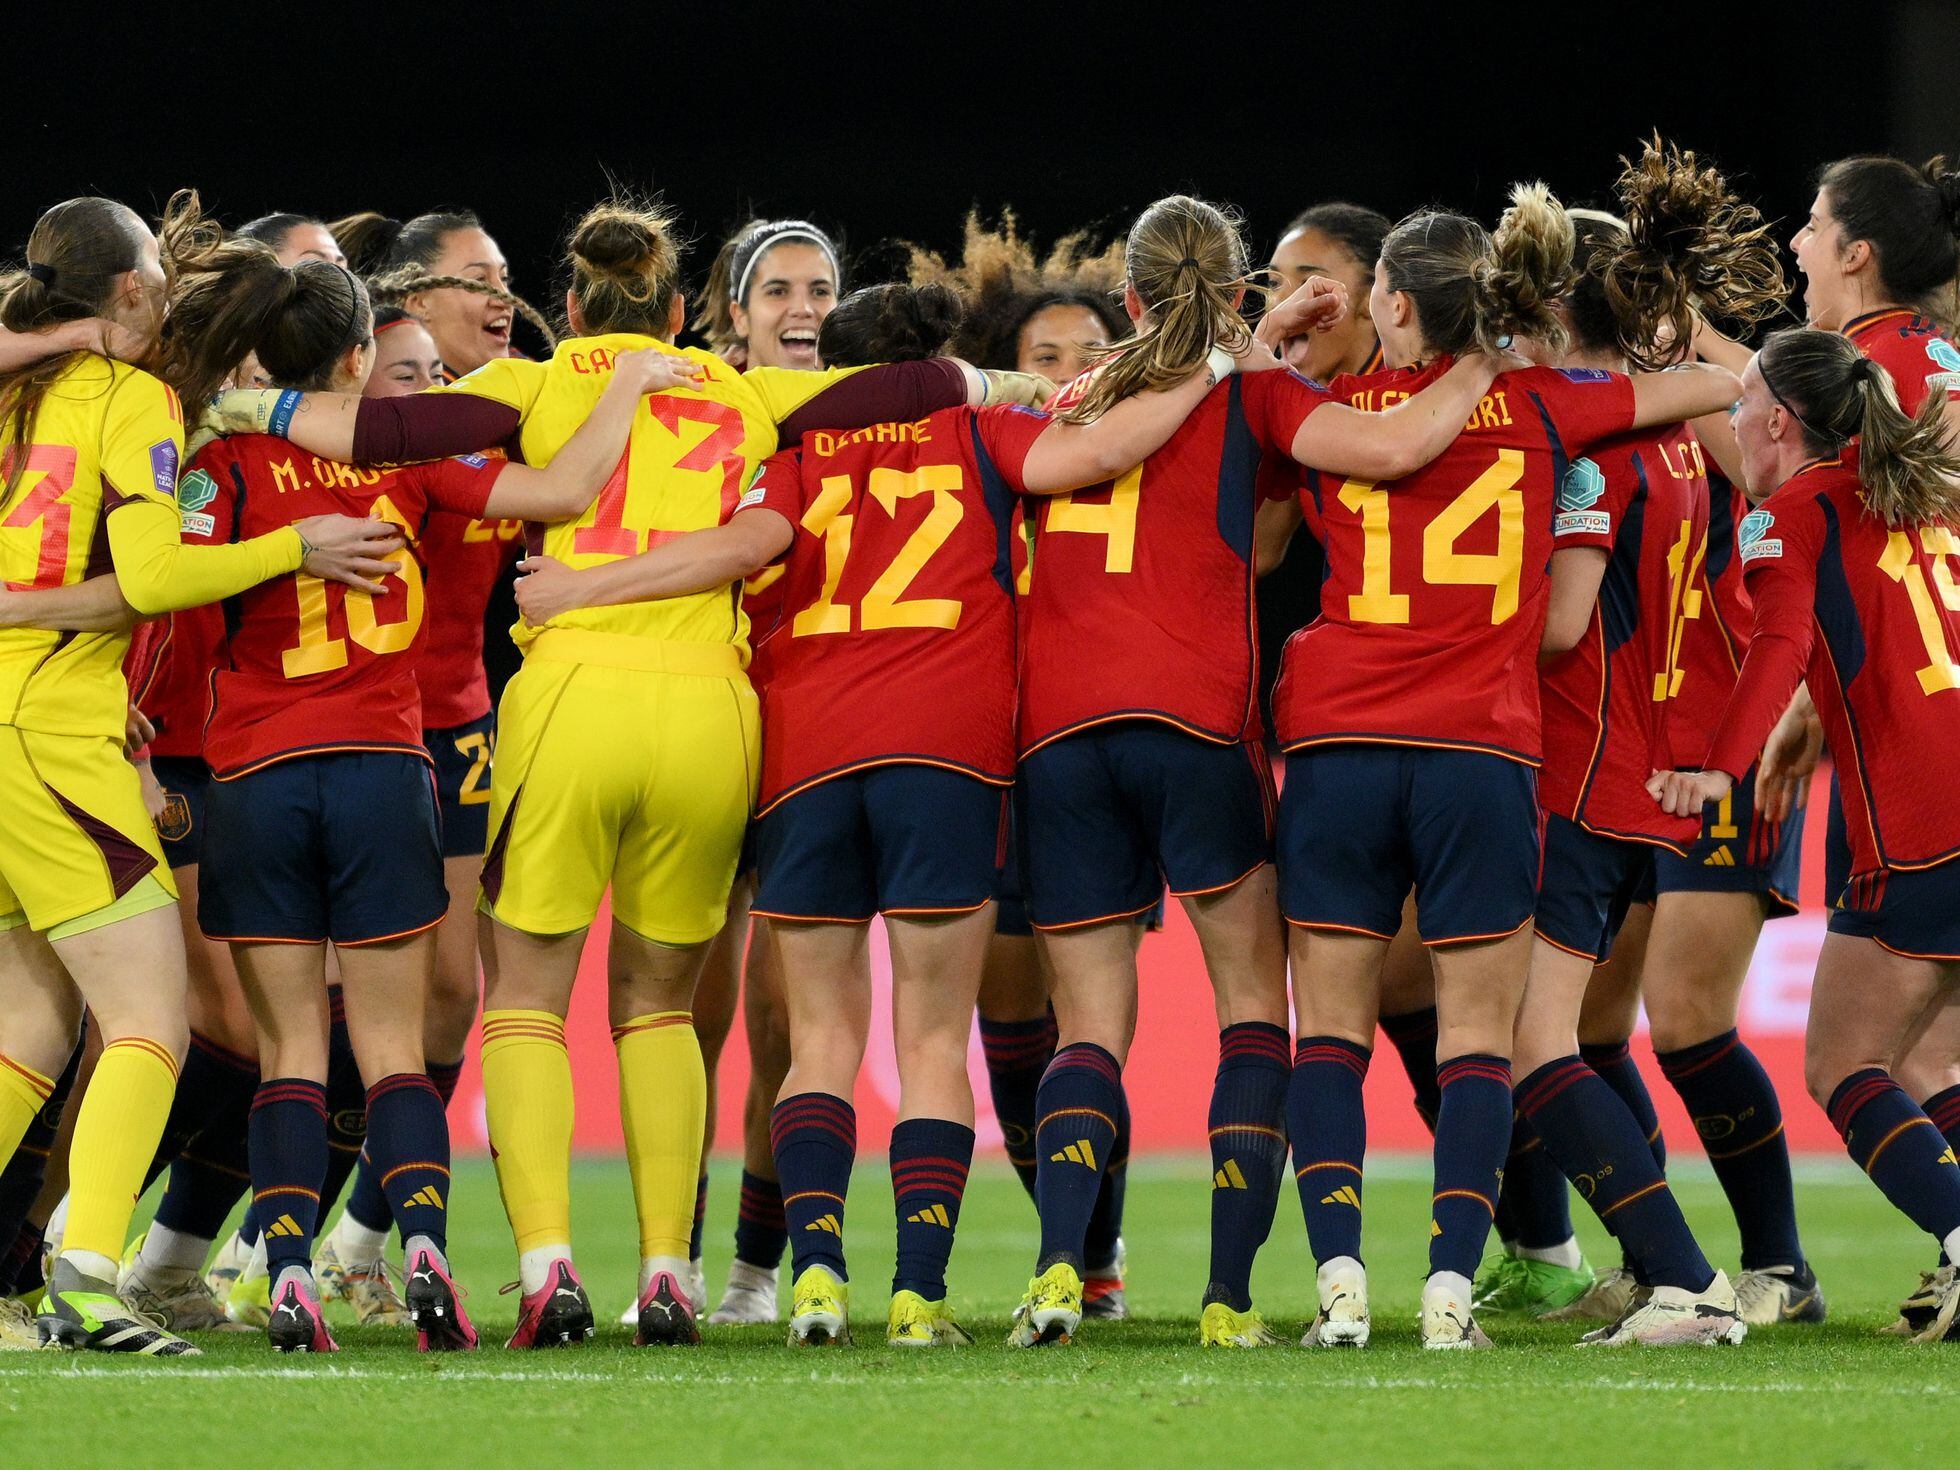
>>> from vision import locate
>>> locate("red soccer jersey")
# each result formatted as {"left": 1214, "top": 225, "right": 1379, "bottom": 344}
{"left": 417, "top": 449, "right": 520, "bottom": 732}
{"left": 1705, "top": 455, "right": 1960, "bottom": 875}
{"left": 185, "top": 437, "right": 500, "bottom": 778}
{"left": 1017, "top": 369, "right": 1330, "bottom": 754}
{"left": 1272, "top": 360, "right": 1638, "bottom": 764}
{"left": 744, "top": 405, "right": 1044, "bottom": 811}
{"left": 126, "top": 602, "right": 225, "bottom": 760}
{"left": 741, "top": 561, "right": 789, "bottom": 692}
{"left": 1667, "top": 470, "right": 1754, "bottom": 754}
{"left": 1537, "top": 424, "right": 1707, "bottom": 846}
{"left": 1845, "top": 309, "right": 1960, "bottom": 417}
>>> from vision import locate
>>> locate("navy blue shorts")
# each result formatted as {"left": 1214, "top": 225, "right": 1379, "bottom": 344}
{"left": 424, "top": 712, "right": 496, "bottom": 860}
{"left": 150, "top": 756, "right": 209, "bottom": 870}
{"left": 1016, "top": 724, "right": 1274, "bottom": 930}
{"left": 199, "top": 751, "right": 447, "bottom": 946}
{"left": 1828, "top": 862, "right": 1960, "bottom": 961}
{"left": 754, "top": 764, "right": 1006, "bottom": 923}
{"left": 994, "top": 802, "right": 1163, "bottom": 938}
{"left": 1648, "top": 759, "right": 1802, "bottom": 918}
{"left": 1536, "top": 814, "right": 1660, "bottom": 964}
{"left": 1279, "top": 744, "right": 1541, "bottom": 946}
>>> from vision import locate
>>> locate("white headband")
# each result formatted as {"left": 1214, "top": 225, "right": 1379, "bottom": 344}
{"left": 734, "top": 224, "right": 839, "bottom": 306}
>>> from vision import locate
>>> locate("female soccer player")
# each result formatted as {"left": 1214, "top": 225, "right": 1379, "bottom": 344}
{"left": 1266, "top": 203, "right": 1390, "bottom": 383}
{"left": 1273, "top": 183, "right": 1744, "bottom": 1350}
{"left": 206, "top": 196, "right": 1051, "bottom": 1349}
{"left": 512, "top": 279, "right": 1299, "bottom": 1346}
{"left": 238, "top": 214, "right": 346, "bottom": 269}
{"left": 0, "top": 193, "right": 398, "bottom": 1356}
{"left": 682, "top": 216, "right": 847, "bottom": 1329}
{"left": 166, "top": 252, "right": 689, "bottom": 1352}
{"left": 910, "top": 212, "right": 1138, "bottom": 1314}
{"left": 1001, "top": 194, "right": 1515, "bottom": 1350}
{"left": 1653, "top": 328, "right": 1960, "bottom": 1343}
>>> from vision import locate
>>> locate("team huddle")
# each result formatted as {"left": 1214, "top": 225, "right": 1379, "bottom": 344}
{"left": 1, "top": 134, "right": 1958, "bottom": 1360}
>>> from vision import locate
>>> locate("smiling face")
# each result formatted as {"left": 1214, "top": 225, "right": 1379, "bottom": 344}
{"left": 273, "top": 222, "right": 346, "bottom": 269}
{"left": 363, "top": 319, "right": 444, "bottom": 397}
{"left": 730, "top": 241, "right": 837, "bottom": 370}
{"left": 1270, "top": 226, "right": 1377, "bottom": 379}
{"left": 408, "top": 226, "right": 514, "bottom": 376}
{"left": 1016, "top": 302, "right": 1110, "bottom": 387}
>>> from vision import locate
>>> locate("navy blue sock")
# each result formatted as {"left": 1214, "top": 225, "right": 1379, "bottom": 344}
{"left": 1581, "top": 1041, "right": 1665, "bottom": 1172}
{"left": 689, "top": 1173, "right": 709, "bottom": 1261}
{"left": 978, "top": 1011, "right": 1057, "bottom": 1205}
{"left": 1289, "top": 1036, "right": 1369, "bottom": 1267}
{"left": 1928, "top": 1085, "right": 1960, "bottom": 1267}
{"left": 1518, "top": 1058, "right": 1713, "bottom": 1292}
{"left": 365, "top": 1073, "right": 451, "bottom": 1253}
{"left": 317, "top": 997, "right": 367, "bottom": 1218}
{"left": 155, "top": 1084, "right": 255, "bottom": 1242}
{"left": 249, "top": 1078, "right": 329, "bottom": 1277}
{"left": 0, "top": 1036, "right": 82, "bottom": 1293}
{"left": 143, "top": 1031, "right": 256, "bottom": 1192}
{"left": 1083, "top": 1080, "right": 1130, "bottom": 1272}
{"left": 1380, "top": 1006, "right": 1442, "bottom": 1134}
{"left": 1828, "top": 1070, "right": 1960, "bottom": 1244}
{"left": 1205, "top": 1022, "right": 1290, "bottom": 1310}
{"left": 734, "top": 1170, "right": 789, "bottom": 1269}
{"left": 1033, "top": 1043, "right": 1123, "bottom": 1271}
{"left": 771, "top": 1093, "right": 855, "bottom": 1280}
{"left": 1497, "top": 1111, "right": 1576, "bottom": 1250}
{"left": 344, "top": 1056, "right": 463, "bottom": 1235}
{"left": 890, "top": 1117, "right": 974, "bottom": 1300}
{"left": 1430, "top": 1055, "right": 1512, "bottom": 1280}
{"left": 1657, "top": 1030, "right": 1803, "bottom": 1272}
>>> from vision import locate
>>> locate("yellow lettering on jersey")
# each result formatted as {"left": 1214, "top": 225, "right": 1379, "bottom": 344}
{"left": 1045, "top": 464, "right": 1140, "bottom": 573}
{"left": 270, "top": 458, "right": 301, "bottom": 496}
{"left": 1656, "top": 438, "right": 1706, "bottom": 481}
{"left": 1337, "top": 481, "right": 1410, "bottom": 623}
{"left": 791, "top": 475, "right": 855, "bottom": 637}
{"left": 1880, "top": 526, "right": 1960, "bottom": 695}
{"left": 1423, "top": 449, "right": 1525, "bottom": 623}
{"left": 860, "top": 464, "right": 964, "bottom": 631}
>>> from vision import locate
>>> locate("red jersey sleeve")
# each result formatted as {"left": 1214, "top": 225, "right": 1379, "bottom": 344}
{"left": 414, "top": 453, "right": 502, "bottom": 518}
{"left": 738, "top": 450, "right": 804, "bottom": 561}
{"left": 1550, "top": 447, "right": 1635, "bottom": 553}
{"left": 1533, "top": 367, "right": 1639, "bottom": 457}
{"left": 973, "top": 405, "right": 1051, "bottom": 494}
{"left": 1703, "top": 489, "right": 1825, "bottom": 779}
{"left": 1241, "top": 369, "right": 1333, "bottom": 458}
{"left": 177, "top": 442, "right": 236, "bottom": 546}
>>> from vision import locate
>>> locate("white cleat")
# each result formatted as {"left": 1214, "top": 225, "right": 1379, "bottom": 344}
{"left": 1578, "top": 1270, "right": 1747, "bottom": 1347}
{"left": 0, "top": 1296, "right": 37, "bottom": 1351}
{"left": 1421, "top": 1276, "right": 1492, "bottom": 1350}
{"left": 1733, "top": 1263, "right": 1826, "bottom": 1326}
{"left": 117, "top": 1259, "right": 256, "bottom": 1333}
{"left": 706, "top": 1257, "right": 779, "bottom": 1325}
{"left": 1544, "top": 1264, "right": 1634, "bottom": 1322}
{"left": 1909, "top": 1265, "right": 1960, "bottom": 1344}
{"left": 1303, "top": 1258, "right": 1370, "bottom": 1348}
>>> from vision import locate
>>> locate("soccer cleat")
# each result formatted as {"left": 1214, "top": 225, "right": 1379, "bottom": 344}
{"left": 267, "top": 1268, "right": 338, "bottom": 1354}
{"left": 1082, "top": 1236, "right": 1127, "bottom": 1320}
{"left": 787, "top": 1265, "right": 850, "bottom": 1346}
{"left": 1472, "top": 1251, "right": 1595, "bottom": 1317}
{"left": 1734, "top": 1263, "right": 1827, "bottom": 1326}
{"left": 203, "top": 1229, "right": 251, "bottom": 1307}
{"left": 225, "top": 1268, "right": 271, "bottom": 1328}
{"left": 1007, "top": 1261, "right": 1083, "bottom": 1348}
{"left": 314, "top": 1235, "right": 409, "bottom": 1327}
{"left": 503, "top": 1260, "right": 595, "bottom": 1349}
{"left": 1909, "top": 1265, "right": 1960, "bottom": 1345}
{"left": 118, "top": 1258, "right": 256, "bottom": 1334}
{"left": 1577, "top": 1270, "right": 1747, "bottom": 1347}
{"left": 1199, "top": 1300, "right": 1279, "bottom": 1347}
{"left": 36, "top": 1258, "right": 199, "bottom": 1355}
{"left": 406, "top": 1248, "right": 478, "bottom": 1352}
{"left": 886, "top": 1289, "right": 972, "bottom": 1348}
{"left": 632, "top": 1270, "right": 699, "bottom": 1346}
{"left": 1544, "top": 1264, "right": 1636, "bottom": 1322}
{"left": 1303, "top": 1258, "right": 1370, "bottom": 1348}
{"left": 706, "top": 1257, "right": 780, "bottom": 1325}
{"left": 1883, "top": 1266, "right": 1943, "bottom": 1337}
{"left": 1, "top": 1295, "right": 40, "bottom": 1350}
{"left": 1421, "top": 1278, "right": 1492, "bottom": 1350}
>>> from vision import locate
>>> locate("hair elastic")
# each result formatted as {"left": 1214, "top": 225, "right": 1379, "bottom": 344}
{"left": 733, "top": 222, "right": 839, "bottom": 306}
{"left": 25, "top": 261, "right": 54, "bottom": 286}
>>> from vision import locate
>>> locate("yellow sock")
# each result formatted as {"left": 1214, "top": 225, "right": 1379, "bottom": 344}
{"left": 481, "top": 1009, "right": 574, "bottom": 1255}
{"left": 63, "top": 1036, "right": 178, "bottom": 1264}
{"left": 613, "top": 1011, "right": 705, "bottom": 1259}
{"left": 0, "top": 1052, "right": 55, "bottom": 1168}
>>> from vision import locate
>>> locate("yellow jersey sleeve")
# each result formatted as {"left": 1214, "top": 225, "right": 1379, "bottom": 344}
{"left": 107, "top": 498, "right": 302, "bottom": 617}
{"left": 741, "top": 364, "right": 871, "bottom": 424}
{"left": 99, "top": 369, "right": 185, "bottom": 513}
{"left": 434, "top": 356, "right": 548, "bottom": 415}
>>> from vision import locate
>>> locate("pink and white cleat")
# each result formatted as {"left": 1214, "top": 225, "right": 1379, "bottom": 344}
{"left": 405, "top": 1248, "right": 479, "bottom": 1352}
{"left": 633, "top": 1270, "right": 700, "bottom": 1346}
{"left": 268, "top": 1267, "right": 339, "bottom": 1354}
{"left": 502, "top": 1259, "right": 595, "bottom": 1350}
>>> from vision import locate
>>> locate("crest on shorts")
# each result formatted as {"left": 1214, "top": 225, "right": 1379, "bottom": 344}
{"left": 157, "top": 792, "right": 192, "bottom": 843}
{"left": 1558, "top": 457, "right": 1606, "bottom": 512}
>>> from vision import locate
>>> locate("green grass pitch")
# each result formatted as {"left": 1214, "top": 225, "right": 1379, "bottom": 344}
{"left": 2, "top": 1155, "right": 1948, "bottom": 1468}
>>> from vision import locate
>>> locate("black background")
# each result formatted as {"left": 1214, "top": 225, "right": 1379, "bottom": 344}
{"left": 11, "top": 1, "right": 1957, "bottom": 698}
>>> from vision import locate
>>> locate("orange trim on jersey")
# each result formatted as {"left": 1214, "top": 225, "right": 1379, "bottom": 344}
{"left": 1423, "top": 916, "right": 1533, "bottom": 950}
{"left": 1167, "top": 858, "right": 1267, "bottom": 901}
{"left": 210, "top": 741, "right": 434, "bottom": 781}
{"left": 1280, "top": 732, "right": 1542, "bottom": 768}
{"left": 755, "top": 755, "right": 1013, "bottom": 819}
{"left": 1575, "top": 818, "right": 1691, "bottom": 860}
{"left": 1533, "top": 930, "right": 1600, "bottom": 963}
{"left": 1021, "top": 709, "right": 1246, "bottom": 760}
{"left": 1030, "top": 897, "right": 1160, "bottom": 933}
{"left": 1842, "top": 308, "right": 1917, "bottom": 342}
{"left": 1284, "top": 917, "right": 1398, "bottom": 940}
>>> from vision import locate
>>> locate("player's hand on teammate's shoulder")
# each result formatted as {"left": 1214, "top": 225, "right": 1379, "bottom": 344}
{"left": 514, "top": 554, "right": 582, "bottom": 626}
